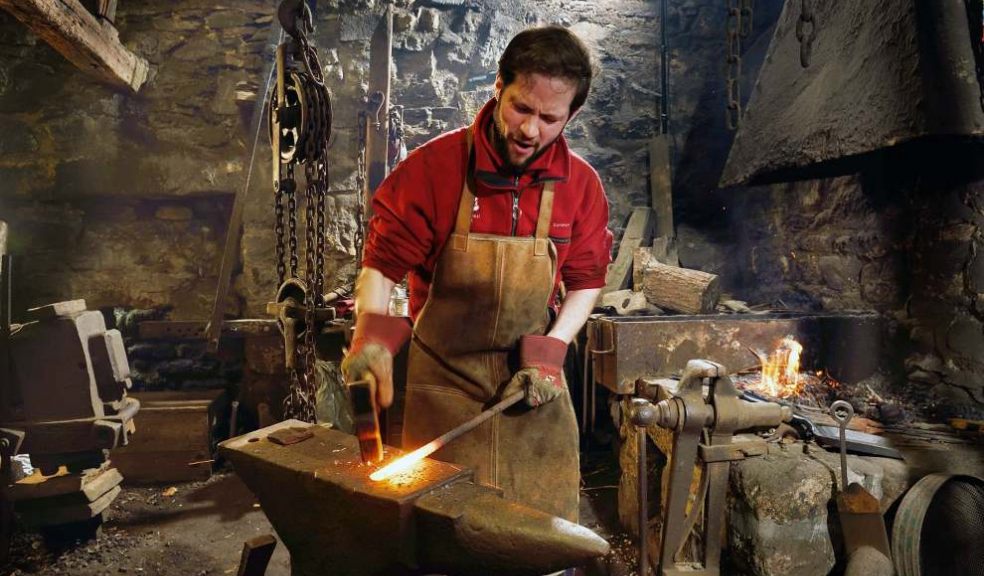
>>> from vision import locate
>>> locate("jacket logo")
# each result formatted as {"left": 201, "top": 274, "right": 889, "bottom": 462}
{"left": 472, "top": 197, "right": 480, "bottom": 219}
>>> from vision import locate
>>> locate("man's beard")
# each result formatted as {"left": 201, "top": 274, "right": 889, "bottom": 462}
{"left": 490, "top": 103, "right": 547, "bottom": 174}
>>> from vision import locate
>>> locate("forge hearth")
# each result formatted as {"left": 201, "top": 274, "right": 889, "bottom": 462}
{"left": 590, "top": 311, "right": 889, "bottom": 395}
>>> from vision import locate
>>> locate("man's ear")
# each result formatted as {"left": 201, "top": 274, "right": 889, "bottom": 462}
{"left": 494, "top": 74, "right": 503, "bottom": 100}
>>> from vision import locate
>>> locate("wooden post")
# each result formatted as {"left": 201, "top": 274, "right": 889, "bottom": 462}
{"left": 0, "top": 0, "right": 148, "bottom": 92}
{"left": 649, "top": 137, "right": 679, "bottom": 267}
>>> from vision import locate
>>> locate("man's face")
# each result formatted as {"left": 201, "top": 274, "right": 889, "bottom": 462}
{"left": 492, "top": 72, "right": 578, "bottom": 170}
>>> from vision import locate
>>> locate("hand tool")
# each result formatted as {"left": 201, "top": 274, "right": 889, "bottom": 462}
{"left": 349, "top": 374, "right": 383, "bottom": 464}
{"left": 831, "top": 400, "right": 893, "bottom": 573}
{"left": 740, "top": 390, "right": 903, "bottom": 459}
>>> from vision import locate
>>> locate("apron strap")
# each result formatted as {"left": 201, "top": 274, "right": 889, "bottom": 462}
{"left": 534, "top": 181, "right": 555, "bottom": 256}
{"left": 450, "top": 128, "right": 476, "bottom": 252}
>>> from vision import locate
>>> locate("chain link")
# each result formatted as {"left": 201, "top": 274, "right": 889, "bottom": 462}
{"left": 795, "top": 0, "right": 816, "bottom": 68}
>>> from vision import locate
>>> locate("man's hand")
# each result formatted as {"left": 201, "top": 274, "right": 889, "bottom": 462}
{"left": 341, "top": 312, "right": 412, "bottom": 408}
{"left": 505, "top": 335, "right": 569, "bottom": 407}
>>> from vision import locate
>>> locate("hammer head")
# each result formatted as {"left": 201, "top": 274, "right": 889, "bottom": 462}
{"left": 348, "top": 376, "right": 383, "bottom": 464}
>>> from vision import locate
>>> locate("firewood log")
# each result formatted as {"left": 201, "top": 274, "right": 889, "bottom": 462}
{"left": 641, "top": 260, "right": 721, "bottom": 314}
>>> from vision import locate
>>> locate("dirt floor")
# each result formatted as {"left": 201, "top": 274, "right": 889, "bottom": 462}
{"left": 0, "top": 444, "right": 636, "bottom": 576}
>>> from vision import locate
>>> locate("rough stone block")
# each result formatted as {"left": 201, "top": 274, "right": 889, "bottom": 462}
{"left": 728, "top": 444, "right": 908, "bottom": 576}
{"left": 945, "top": 317, "right": 984, "bottom": 359}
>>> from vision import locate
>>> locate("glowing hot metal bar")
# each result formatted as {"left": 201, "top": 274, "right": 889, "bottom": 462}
{"left": 371, "top": 391, "right": 524, "bottom": 482}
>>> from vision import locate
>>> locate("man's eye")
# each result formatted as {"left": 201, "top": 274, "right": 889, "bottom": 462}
{"left": 514, "top": 104, "right": 532, "bottom": 113}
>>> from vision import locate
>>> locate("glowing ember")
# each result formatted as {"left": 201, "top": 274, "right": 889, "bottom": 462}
{"left": 369, "top": 439, "right": 442, "bottom": 481}
{"left": 756, "top": 336, "right": 804, "bottom": 398}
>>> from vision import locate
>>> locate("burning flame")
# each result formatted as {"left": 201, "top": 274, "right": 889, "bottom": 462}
{"left": 369, "top": 438, "right": 442, "bottom": 482}
{"left": 757, "top": 336, "right": 803, "bottom": 398}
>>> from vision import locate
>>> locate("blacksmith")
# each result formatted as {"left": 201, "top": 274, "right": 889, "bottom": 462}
{"left": 342, "top": 25, "right": 613, "bottom": 524}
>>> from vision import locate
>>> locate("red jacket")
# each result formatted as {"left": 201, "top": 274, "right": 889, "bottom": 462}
{"left": 364, "top": 99, "right": 613, "bottom": 319}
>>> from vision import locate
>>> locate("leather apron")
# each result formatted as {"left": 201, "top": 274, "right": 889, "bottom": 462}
{"left": 402, "top": 129, "right": 580, "bottom": 522}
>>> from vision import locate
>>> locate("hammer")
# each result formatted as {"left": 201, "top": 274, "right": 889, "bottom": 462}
{"left": 349, "top": 375, "right": 384, "bottom": 464}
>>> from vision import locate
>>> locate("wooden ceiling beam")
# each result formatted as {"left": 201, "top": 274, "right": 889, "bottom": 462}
{"left": 0, "top": 0, "right": 148, "bottom": 92}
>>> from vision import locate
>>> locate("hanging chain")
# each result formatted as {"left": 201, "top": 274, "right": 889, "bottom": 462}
{"left": 274, "top": 176, "right": 288, "bottom": 286}
{"left": 270, "top": 1, "right": 333, "bottom": 423}
{"left": 286, "top": 166, "right": 299, "bottom": 280}
{"left": 725, "top": 0, "right": 754, "bottom": 130}
{"left": 725, "top": 0, "right": 743, "bottom": 130}
{"left": 354, "top": 111, "right": 369, "bottom": 272}
{"left": 796, "top": 0, "right": 816, "bottom": 68}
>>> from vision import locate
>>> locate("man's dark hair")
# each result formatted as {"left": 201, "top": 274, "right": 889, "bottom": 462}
{"left": 498, "top": 25, "right": 594, "bottom": 114}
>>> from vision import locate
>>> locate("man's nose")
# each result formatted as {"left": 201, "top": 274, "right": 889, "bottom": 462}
{"left": 519, "top": 116, "right": 539, "bottom": 140}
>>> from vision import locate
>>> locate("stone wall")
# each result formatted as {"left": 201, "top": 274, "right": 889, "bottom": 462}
{"left": 0, "top": 0, "right": 682, "bottom": 321}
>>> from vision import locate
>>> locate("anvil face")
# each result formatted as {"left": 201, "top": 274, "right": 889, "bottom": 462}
{"left": 226, "top": 421, "right": 470, "bottom": 498}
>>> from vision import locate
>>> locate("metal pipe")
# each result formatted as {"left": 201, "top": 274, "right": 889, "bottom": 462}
{"left": 637, "top": 426, "right": 648, "bottom": 576}
{"left": 1, "top": 219, "right": 8, "bottom": 335}
{"left": 659, "top": 0, "right": 669, "bottom": 133}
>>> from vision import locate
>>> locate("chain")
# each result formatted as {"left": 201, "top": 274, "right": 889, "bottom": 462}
{"left": 725, "top": 0, "right": 743, "bottom": 130}
{"left": 725, "top": 0, "right": 754, "bottom": 130}
{"left": 286, "top": 166, "right": 299, "bottom": 279}
{"left": 271, "top": 3, "right": 333, "bottom": 423}
{"left": 354, "top": 112, "right": 368, "bottom": 272}
{"left": 316, "top": 163, "right": 327, "bottom": 298}
{"left": 274, "top": 178, "right": 288, "bottom": 286}
{"left": 795, "top": 0, "right": 816, "bottom": 68}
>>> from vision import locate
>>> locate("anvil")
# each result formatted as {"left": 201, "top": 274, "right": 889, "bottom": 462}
{"left": 219, "top": 420, "right": 610, "bottom": 576}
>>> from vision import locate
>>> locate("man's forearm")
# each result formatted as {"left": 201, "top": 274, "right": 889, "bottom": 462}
{"left": 546, "top": 288, "right": 601, "bottom": 344}
{"left": 354, "top": 267, "right": 396, "bottom": 316}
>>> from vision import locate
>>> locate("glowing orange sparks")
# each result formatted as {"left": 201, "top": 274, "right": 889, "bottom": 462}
{"left": 369, "top": 438, "right": 442, "bottom": 481}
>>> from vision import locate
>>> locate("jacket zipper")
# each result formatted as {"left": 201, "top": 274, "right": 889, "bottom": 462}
{"left": 511, "top": 175, "right": 521, "bottom": 236}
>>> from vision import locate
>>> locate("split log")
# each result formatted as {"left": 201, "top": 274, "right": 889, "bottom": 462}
{"left": 0, "top": 0, "right": 148, "bottom": 92}
{"left": 641, "top": 260, "right": 720, "bottom": 315}
{"left": 603, "top": 207, "right": 653, "bottom": 295}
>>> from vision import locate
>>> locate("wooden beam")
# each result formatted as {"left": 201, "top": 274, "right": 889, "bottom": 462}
{"left": 0, "top": 0, "right": 148, "bottom": 92}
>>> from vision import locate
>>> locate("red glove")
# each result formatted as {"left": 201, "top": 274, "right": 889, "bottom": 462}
{"left": 341, "top": 312, "right": 412, "bottom": 408}
{"left": 505, "top": 335, "right": 569, "bottom": 407}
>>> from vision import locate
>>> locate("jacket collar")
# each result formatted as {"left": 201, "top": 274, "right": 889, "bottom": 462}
{"left": 470, "top": 98, "right": 571, "bottom": 190}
